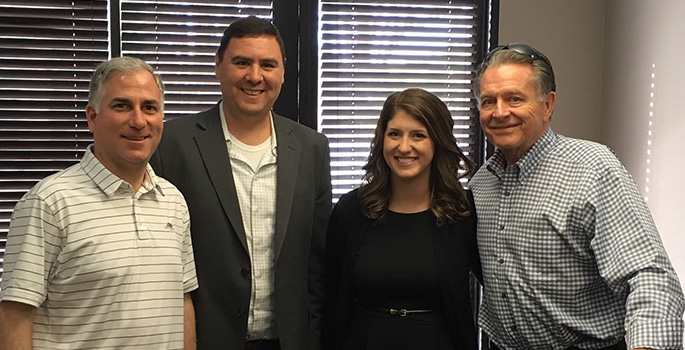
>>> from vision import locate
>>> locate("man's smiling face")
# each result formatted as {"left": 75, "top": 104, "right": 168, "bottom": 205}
{"left": 86, "top": 69, "right": 163, "bottom": 178}
{"left": 478, "top": 63, "right": 555, "bottom": 165}
{"left": 215, "top": 35, "right": 285, "bottom": 121}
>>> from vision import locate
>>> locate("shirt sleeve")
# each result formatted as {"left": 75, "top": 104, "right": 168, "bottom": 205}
{"left": 180, "top": 201, "right": 198, "bottom": 294}
{"left": 0, "top": 192, "right": 63, "bottom": 307}
{"left": 590, "top": 161, "right": 684, "bottom": 348}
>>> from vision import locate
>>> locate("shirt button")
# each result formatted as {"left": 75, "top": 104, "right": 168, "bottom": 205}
{"left": 501, "top": 293, "right": 507, "bottom": 299}
{"left": 498, "top": 225, "right": 505, "bottom": 230}
{"left": 498, "top": 259, "right": 504, "bottom": 264}
{"left": 240, "top": 268, "right": 249, "bottom": 277}
{"left": 504, "top": 190, "right": 511, "bottom": 196}
{"left": 236, "top": 309, "right": 246, "bottom": 317}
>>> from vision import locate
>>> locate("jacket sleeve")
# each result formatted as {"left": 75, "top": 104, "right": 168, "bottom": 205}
{"left": 321, "top": 191, "right": 358, "bottom": 350}
{"left": 308, "top": 134, "right": 333, "bottom": 350}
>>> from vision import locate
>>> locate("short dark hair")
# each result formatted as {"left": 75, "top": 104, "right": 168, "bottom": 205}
{"left": 216, "top": 16, "right": 286, "bottom": 63}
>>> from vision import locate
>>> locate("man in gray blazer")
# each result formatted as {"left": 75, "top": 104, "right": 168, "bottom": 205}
{"left": 150, "top": 16, "right": 332, "bottom": 350}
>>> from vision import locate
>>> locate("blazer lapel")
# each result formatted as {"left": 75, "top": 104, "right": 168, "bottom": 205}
{"left": 194, "top": 105, "right": 249, "bottom": 252}
{"left": 273, "top": 115, "right": 299, "bottom": 262}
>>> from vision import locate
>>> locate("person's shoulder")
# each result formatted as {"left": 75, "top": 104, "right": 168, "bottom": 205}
{"left": 20, "top": 162, "right": 87, "bottom": 204}
{"left": 337, "top": 188, "right": 360, "bottom": 202}
{"left": 333, "top": 188, "right": 362, "bottom": 213}
{"left": 469, "top": 162, "right": 495, "bottom": 192}
{"left": 558, "top": 135, "right": 610, "bottom": 152}
{"left": 153, "top": 175, "right": 189, "bottom": 204}
{"left": 553, "top": 134, "right": 622, "bottom": 169}
{"left": 163, "top": 111, "right": 204, "bottom": 126}
{"left": 330, "top": 188, "right": 369, "bottom": 230}
{"left": 273, "top": 113, "right": 327, "bottom": 141}
{"left": 471, "top": 163, "right": 491, "bottom": 179}
{"left": 153, "top": 174, "right": 179, "bottom": 192}
{"left": 163, "top": 105, "right": 217, "bottom": 130}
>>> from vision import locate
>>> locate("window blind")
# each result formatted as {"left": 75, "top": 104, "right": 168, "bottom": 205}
{"left": 0, "top": 0, "right": 274, "bottom": 281}
{"left": 0, "top": 0, "right": 489, "bottom": 287}
{"left": 120, "top": 0, "right": 273, "bottom": 119}
{"left": 0, "top": 0, "right": 109, "bottom": 280}
{"left": 318, "top": 0, "right": 484, "bottom": 199}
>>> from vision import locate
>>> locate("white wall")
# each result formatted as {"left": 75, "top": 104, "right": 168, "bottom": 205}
{"left": 602, "top": 0, "right": 685, "bottom": 300}
{"left": 499, "top": 0, "right": 685, "bottom": 338}
{"left": 499, "top": 0, "right": 605, "bottom": 142}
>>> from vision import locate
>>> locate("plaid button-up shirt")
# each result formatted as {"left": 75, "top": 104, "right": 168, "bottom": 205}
{"left": 471, "top": 128, "right": 684, "bottom": 349}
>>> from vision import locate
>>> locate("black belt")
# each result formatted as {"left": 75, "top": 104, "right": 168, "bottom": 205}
{"left": 244, "top": 339, "right": 281, "bottom": 350}
{"left": 366, "top": 306, "right": 434, "bottom": 317}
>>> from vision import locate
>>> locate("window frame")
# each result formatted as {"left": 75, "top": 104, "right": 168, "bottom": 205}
{"left": 0, "top": 0, "right": 497, "bottom": 313}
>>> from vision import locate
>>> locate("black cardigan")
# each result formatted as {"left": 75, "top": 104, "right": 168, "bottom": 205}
{"left": 322, "top": 189, "right": 482, "bottom": 350}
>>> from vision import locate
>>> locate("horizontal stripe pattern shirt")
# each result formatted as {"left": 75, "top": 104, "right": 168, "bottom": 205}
{"left": 0, "top": 145, "right": 198, "bottom": 349}
{"left": 471, "top": 128, "right": 684, "bottom": 349}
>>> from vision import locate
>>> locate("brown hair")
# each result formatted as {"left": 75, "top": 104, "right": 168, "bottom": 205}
{"left": 358, "top": 88, "right": 475, "bottom": 226}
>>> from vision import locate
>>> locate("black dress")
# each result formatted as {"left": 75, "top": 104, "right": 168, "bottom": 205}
{"left": 323, "top": 189, "right": 480, "bottom": 350}
{"left": 344, "top": 210, "right": 454, "bottom": 350}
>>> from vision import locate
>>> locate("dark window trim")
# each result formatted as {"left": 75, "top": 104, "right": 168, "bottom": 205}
{"left": 272, "top": 0, "right": 319, "bottom": 128}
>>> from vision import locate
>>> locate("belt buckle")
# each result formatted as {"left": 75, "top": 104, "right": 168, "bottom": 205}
{"left": 389, "top": 308, "right": 408, "bottom": 317}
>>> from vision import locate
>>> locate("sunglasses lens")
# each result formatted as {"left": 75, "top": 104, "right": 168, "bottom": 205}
{"left": 508, "top": 44, "right": 538, "bottom": 59}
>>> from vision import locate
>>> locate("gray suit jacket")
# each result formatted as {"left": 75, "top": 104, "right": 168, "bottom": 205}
{"left": 150, "top": 103, "right": 332, "bottom": 350}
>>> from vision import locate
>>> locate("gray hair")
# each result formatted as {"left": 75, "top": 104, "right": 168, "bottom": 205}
{"left": 88, "top": 56, "right": 164, "bottom": 110}
{"left": 473, "top": 46, "right": 555, "bottom": 103}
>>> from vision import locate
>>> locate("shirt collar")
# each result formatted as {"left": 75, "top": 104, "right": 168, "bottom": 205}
{"left": 219, "top": 100, "right": 278, "bottom": 156}
{"left": 487, "top": 127, "right": 558, "bottom": 181}
{"left": 80, "top": 144, "right": 164, "bottom": 196}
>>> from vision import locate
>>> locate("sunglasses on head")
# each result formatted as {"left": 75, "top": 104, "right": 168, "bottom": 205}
{"left": 484, "top": 43, "right": 556, "bottom": 92}
{"left": 484, "top": 43, "right": 541, "bottom": 62}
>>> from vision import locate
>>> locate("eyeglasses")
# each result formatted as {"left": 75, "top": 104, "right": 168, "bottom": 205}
{"left": 483, "top": 43, "right": 556, "bottom": 92}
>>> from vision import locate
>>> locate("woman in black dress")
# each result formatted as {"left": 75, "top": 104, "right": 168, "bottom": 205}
{"left": 323, "top": 88, "right": 481, "bottom": 350}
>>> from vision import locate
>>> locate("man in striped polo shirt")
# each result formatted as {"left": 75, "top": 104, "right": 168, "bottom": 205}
{"left": 0, "top": 56, "right": 198, "bottom": 349}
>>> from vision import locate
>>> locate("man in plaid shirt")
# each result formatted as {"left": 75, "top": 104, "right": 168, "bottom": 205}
{"left": 471, "top": 43, "right": 684, "bottom": 350}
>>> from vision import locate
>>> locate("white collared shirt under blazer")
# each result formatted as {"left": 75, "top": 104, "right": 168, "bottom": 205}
{"left": 221, "top": 105, "right": 279, "bottom": 340}
{"left": 0, "top": 145, "right": 198, "bottom": 349}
